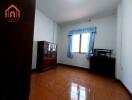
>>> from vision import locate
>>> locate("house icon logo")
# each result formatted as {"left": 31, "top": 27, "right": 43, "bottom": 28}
{"left": 5, "top": 4, "right": 21, "bottom": 22}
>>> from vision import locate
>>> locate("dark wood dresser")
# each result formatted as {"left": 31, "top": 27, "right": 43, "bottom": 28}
{"left": 90, "top": 49, "right": 115, "bottom": 77}
{"left": 36, "top": 41, "right": 57, "bottom": 71}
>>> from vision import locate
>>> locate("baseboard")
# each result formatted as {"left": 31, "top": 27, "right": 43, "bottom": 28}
{"left": 117, "top": 80, "right": 132, "bottom": 98}
{"left": 57, "top": 63, "right": 89, "bottom": 70}
{"left": 57, "top": 63, "right": 78, "bottom": 67}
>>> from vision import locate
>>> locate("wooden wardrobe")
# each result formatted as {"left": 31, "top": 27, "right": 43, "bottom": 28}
{"left": 36, "top": 41, "right": 57, "bottom": 71}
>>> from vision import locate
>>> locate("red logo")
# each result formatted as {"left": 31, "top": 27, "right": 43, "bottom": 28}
{"left": 5, "top": 4, "right": 21, "bottom": 22}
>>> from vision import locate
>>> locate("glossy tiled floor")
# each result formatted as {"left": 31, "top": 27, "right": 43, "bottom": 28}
{"left": 30, "top": 65, "right": 132, "bottom": 100}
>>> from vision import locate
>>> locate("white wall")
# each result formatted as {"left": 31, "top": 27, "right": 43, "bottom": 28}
{"left": 32, "top": 9, "right": 60, "bottom": 69}
{"left": 117, "top": 0, "right": 132, "bottom": 94}
{"left": 34, "top": 9, "right": 57, "bottom": 42}
{"left": 116, "top": 2, "right": 123, "bottom": 80}
{"left": 32, "top": 41, "right": 38, "bottom": 69}
{"left": 57, "top": 15, "right": 117, "bottom": 69}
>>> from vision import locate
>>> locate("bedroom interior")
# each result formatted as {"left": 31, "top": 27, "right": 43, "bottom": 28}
{"left": 1, "top": 0, "right": 132, "bottom": 100}
{"left": 30, "top": 0, "right": 132, "bottom": 100}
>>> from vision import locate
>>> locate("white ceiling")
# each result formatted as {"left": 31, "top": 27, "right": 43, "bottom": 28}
{"left": 36, "top": 0, "right": 120, "bottom": 25}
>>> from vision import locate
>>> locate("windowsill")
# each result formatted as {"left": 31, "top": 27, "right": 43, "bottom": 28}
{"left": 73, "top": 52, "right": 87, "bottom": 54}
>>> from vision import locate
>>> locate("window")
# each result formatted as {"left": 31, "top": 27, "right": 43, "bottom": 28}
{"left": 72, "top": 34, "right": 80, "bottom": 52}
{"left": 72, "top": 33, "right": 90, "bottom": 53}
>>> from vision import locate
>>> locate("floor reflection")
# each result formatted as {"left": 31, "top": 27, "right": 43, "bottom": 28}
{"left": 70, "top": 83, "right": 86, "bottom": 100}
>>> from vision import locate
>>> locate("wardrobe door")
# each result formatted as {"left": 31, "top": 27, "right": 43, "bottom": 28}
{"left": 43, "top": 42, "right": 51, "bottom": 69}
{"left": 0, "top": 0, "right": 36, "bottom": 100}
{"left": 37, "top": 41, "right": 44, "bottom": 70}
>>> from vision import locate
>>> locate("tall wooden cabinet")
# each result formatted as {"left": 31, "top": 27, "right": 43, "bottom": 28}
{"left": 36, "top": 41, "right": 57, "bottom": 71}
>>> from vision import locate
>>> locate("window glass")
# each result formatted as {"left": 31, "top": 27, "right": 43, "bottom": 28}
{"left": 81, "top": 33, "right": 90, "bottom": 53}
{"left": 71, "top": 33, "right": 90, "bottom": 53}
{"left": 72, "top": 34, "right": 80, "bottom": 52}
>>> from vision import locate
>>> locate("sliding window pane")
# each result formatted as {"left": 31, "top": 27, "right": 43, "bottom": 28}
{"left": 72, "top": 34, "right": 80, "bottom": 52}
{"left": 81, "top": 33, "right": 90, "bottom": 53}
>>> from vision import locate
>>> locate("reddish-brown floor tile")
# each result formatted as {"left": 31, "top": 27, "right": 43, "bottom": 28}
{"left": 29, "top": 65, "right": 132, "bottom": 100}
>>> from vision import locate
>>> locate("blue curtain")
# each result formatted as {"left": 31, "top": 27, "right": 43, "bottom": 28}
{"left": 68, "top": 27, "right": 96, "bottom": 35}
{"left": 67, "top": 27, "right": 96, "bottom": 58}
{"left": 67, "top": 35, "right": 73, "bottom": 58}
{"left": 86, "top": 32, "right": 95, "bottom": 58}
